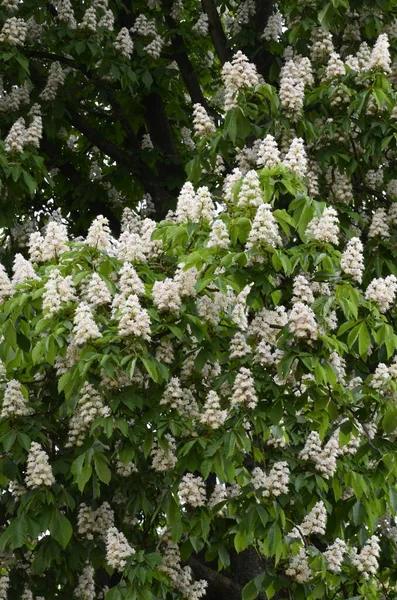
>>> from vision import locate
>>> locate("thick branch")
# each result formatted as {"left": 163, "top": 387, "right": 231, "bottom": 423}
{"left": 186, "top": 557, "right": 242, "bottom": 600}
{"left": 164, "top": 14, "right": 207, "bottom": 107}
{"left": 201, "top": 0, "right": 231, "bottom": 65}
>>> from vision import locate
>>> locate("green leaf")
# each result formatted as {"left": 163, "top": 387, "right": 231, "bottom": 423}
{"left": 0, "top": 515, "right": 28, "bottom": 550}
{"left": 140, "top": 356, "right": 159, "bottom": 383}
{"left": 242, "top": 579, "right": 259, "bottom": 600}
{"left": 50, "top": 510, "right": 73, "bottom": 548}
{"left": 234, "top": 530, "right": 249, "bottom": 552}
{"left": 93, "top": 452, "right": 111, "bottom": 484}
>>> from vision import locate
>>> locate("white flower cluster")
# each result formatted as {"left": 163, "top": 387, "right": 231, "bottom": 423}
{"left": 118, "top": 262, "right": 145, "bottom": 297}
{"left": 4, "top": 118, "right": 25, "bottom": 153}
{"left": 299, "top": 430, "right": 341, "bottom": 479}
{"left": 192, "top": 103, "right": 215, "bottom": 137}
{"left": 141, "top": 133, "right": 153, "bottom": 149}
{"left": 200, "top": 391, "right": 228, "bottom": 429}
{"left": 1, "top": 379, "right": 32, "bottom": 419}
{"left": 67, "top": 383, "right": 110, "bottom": 447}
{"left": 40, "top": 61, "right": 69, "bottom": 101}
{"left": 74, "top": 563, "right": 96, "bottom": 600}
{"left": 368, "top": 33, "right": 391, "bottom": 73}
{"left": 114, "top": 27, "right": 134, "bottom": 58}
{"left": 151, "top": 433, "right": 177, "bottom": 471}
{"left": 207, "top": 484, "right": 227, "bottom": 514}
{"left": 0, "top": 17, "right": 27, "bottom": 45}
{"left": 279, "top": 60, "right": 305, "bottom": 119}
{"left": 326, "top": 167, "right": 353, "bottom": 204}
{"left": 152, "top": 278, "right": 182, "bottom": 313}
{"left": 230, "top": 367, "right": 258, "bottom": 409}
{"left": 160, "top": 535, "right": 208, "bottom": 600}
{"left": 368, "top": 207, "right": 390, "bottom": 239}
{"left": 245, "top": 204, "right": 282, "bottom": 252}
{"left": 160, "top": 377, "right": 199, "bottom": 419}
{"left": 365, "top": 275, "right": 397, "bottom": 312}
{"left": 0, "top": 81, "right": 30, "bottom": 113}
{"left": 30, "top": 221, "right": 69, "bottom": 262}
{"left": 0, "top": 265, "right": 13, "bottom": 303}
{"left": 86, "top": 215, "right": 113, "bottom": 251}
{"left": 118, "top": 294, "right": 151, "bottom": 339}
{"left": 288, "top": 302, "right": 318, "bottom": 340}
{"left": 43, "top": 269, "right": 76, "bottom": 315}
{"left": 77, "top": 502, "right": 114, "bottom": 540}
{"left": 192, "top": 13, "right": 209, "bottom": 36}
{"left": 83, "top": 273, "right": 111, "bottom": 307}
{"left": 73, "top": 302, "right": 102, "bottom": 345}
{"left": 340, "top": 237, "right": 364, "bottom": 283}
{"left": 325, "top": 52, "right": 345, "bottom": 79}
{"left": 178, "top": 473, "right": 206, "bottom": 507}
{"left": 283, "top": 137, "right": 308, "bottom": 178}
{"left": 12, "top": 254, "right": 38, "bottom": 286}
{"left": 221, "top": 51, "right": 260, "bottom": 111}
{"left": 175, "top": 182, "right": 214, "bottom": 223}
{"left": 106, "top": 527, "right": 135, "bottom": 571}
{"left": 252, "top": 462, "right": 290, "bottom": 497}
{"left": 0, "top": 575, "right": 9, "bottom": 600}
{"left": 285, "top": 547, "right": 311, "bottom": 583}
{"left": 207, "top": 219, "right": 230, "bottom": 249}
{"left": 292, "top": 275, "right": 314, "bottom": 304}
{"left": 79, "top": 7, "right": 97, "bottom": 31}
{"left": 262, "top": 11, "right": 284, "bottom": 42}
{"left": 1, "top": 0, "right": 19, "bottom": 12}
{"left": 181, "top": 126, "right": 195, "bottom": 151}
{"left": 324, "top": 538, "right": 347, "bottom": 573}
{"left": 25, "top": 442, "right": 55, "bottom": 488}
{"left": 237, "top": 170, "right": 262, "bottom": 207}
{"left": 306, "top": 206, "right": 339, "bottom": 244}
{"left": 351, "top": 536, "right": 380, "bottom": 579}
{"left": 230, "top": 331, "right": 250, "bottom": 358}
{"left": 256, "top": 134, "right": 281, "bottom": 169}
{"left": 310, "top": 27, "right": 334, "bottom": 63}
{"left": 290, "top": 501, "right": 327, "bottom": 539}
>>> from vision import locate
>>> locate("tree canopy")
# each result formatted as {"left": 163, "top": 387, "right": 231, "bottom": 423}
{"left": 2, "top": 1, "right": 397, "bottom": 600}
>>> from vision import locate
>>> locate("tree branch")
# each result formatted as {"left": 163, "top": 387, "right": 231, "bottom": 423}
{"left": 186, "top": 557, "right": 242, "bottom": 600}
{"left": 201, "top": 0, "right": 231, "bottom": 65}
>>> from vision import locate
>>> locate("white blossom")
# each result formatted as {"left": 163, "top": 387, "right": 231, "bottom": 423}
{"left": 118, "top": 294, "right": 151, "bottom": 339}
{"left": 12, "top": 254, "right": 39, "bottom": 286}
{"left": 114, "top": 27, "right": 134, "bottom": 58}
{"left": 368, "top": 33, "right": 391, "bottom": 73}
{"left": 25, "top": 442, "right": 55, "bottom": 488}
{"left": 0, "top": 17, "right": 27, "bottom": 46}
{"left": 152, "top": 279, "right": 182, "bottom": 313}
{"left": 340, "top": 237, "right": 364, "bottom": 283}
{"left": 324, "top": 538, "right": 347, "bottom": 573}
{"left": 200, "top": 391, "right": 228, "bottom": 429}
{"left": 151, "top": 433, "right": 177, "bottom": 472}
{"left": 178, "top": 473, "right": 206, "bottom": 507}
{"left": 286, "top": 547, "right": 312, "bottom": 583}
{"left": 368, "top": 208, "right": 390, "bottom": 239}
{"left": 0, "top": 265, "right": 13, "bottom": 303}
{"left": 73, "top": 302, "right": 102, "bottom": 345}
{"left": 86, "top": 215, "right": 113, "bottom": 251}
{"left": 231, "top": 367, "right": 258, "bottom": 409}
{"left": 192, "top": 103, "right": 215, "bottom": 137}
{"left": 351, "top": 536, "right": 380, "bottom": 579}
{"left": 207, "top": 219, "right": 230, "bottom": 249}
{"left": 306, "top": 207, "right": 339, "bottom": 244}
{"left": 67, "top": 383, "right": 110, "bottom": 447}
{"left": 288, "top": 302, "right": 318, "bottom": 340}
{"left": 246, "top": 203, "right": 282, "bottom": 253}
{"left": 221, "top": 51, "right": 259, "bottom": 111}
{"left": 365, "top": 275, "right": 397, "bottom": 313}
{"left": 106, "top": 527, "right": 135, "bottom": 571}
{"left": 256, "top": 134, "right": 281, "bottom": 169}
{"left": 283, "top": 137, "right": 308, "bottom": 178}
{"left": 1, "top": 379, "right": 32, "bottom": 419}
{"left": 74, "top": 564, "right": 96, "bottom": 600}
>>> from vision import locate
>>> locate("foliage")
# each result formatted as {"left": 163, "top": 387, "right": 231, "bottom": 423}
{"left": 1, "top": 0, "right": 397, "bottom": 599}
